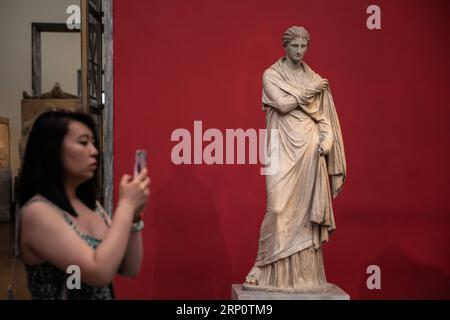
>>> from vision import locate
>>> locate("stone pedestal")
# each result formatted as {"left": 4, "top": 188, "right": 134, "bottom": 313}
{"left": 232, "top": 284, "right": 350, "bottom": 300}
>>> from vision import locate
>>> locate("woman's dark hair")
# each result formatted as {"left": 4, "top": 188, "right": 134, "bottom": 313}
{"left": 18, "top": 110, "right": 99, "bottom": 216}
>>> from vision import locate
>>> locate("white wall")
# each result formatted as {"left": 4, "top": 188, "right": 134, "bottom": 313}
{"left": 0, "top": 0, "right": 81, "bottom": 184}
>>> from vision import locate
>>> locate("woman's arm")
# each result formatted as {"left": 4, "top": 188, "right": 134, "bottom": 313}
{"left": 117, "top": 231, "right": 143, "bottom": 277}
{"left": 21, "top": 199, "right": 135, "bottom": 287}
{"left": 96, "top": 203, "right": 144, "bottom": 278}
{"left": 21, "top": 173, "right": 149, "bottom": 287}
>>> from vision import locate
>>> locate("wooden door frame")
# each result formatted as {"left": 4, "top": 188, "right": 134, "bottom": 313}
{"left": 81, "top": 0, "right": 114, "bottom": 214}
{"left": 103, "top": 0, "right": 113, "bottom": 215}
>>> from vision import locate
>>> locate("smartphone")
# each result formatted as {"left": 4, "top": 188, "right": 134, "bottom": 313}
{"left": 134, "top": 149, "right": 147, "bottom": 178}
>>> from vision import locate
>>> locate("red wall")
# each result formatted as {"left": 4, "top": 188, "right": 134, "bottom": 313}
{"left": 113, "top": 0, "right": 450, "bottom": 299}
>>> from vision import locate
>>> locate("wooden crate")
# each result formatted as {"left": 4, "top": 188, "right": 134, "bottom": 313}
{"left": 0, "top": 169, "right": 11, "bottom": 221}
{"left": 21, "top": 98, "right": 81, "bottom": 131}
{"left": 0, "top": 117, "right": 11, "bottom": 221}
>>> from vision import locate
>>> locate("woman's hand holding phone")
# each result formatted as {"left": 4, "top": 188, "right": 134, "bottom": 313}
{"left": 118, "top": 150, "right": 150, "bottom": 222}
{"left": 132, "top": 167, "right": 150, "bottom": 222}
{"left": 118, "top": 168, "right": 150, "bottom": 219}
{"left": 133, "top": 150, "right": 149, "bottom": 221}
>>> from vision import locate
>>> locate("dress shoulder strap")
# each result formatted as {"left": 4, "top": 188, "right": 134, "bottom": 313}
{"left": 95, "top": 201, "right": 111, "bottom": 227}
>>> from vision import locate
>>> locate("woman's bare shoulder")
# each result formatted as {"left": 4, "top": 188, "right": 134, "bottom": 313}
{"left": 21, "top": 197, "right": 66, "bottom": 233}
{"left": 22, "top": 194, "right": 57, "bottom": 212}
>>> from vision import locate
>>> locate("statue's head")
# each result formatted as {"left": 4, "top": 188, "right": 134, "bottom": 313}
{"left": 282, "top": 26, "right": 310, "bottom": 47}
{"left": 282, "top": 26, "right": 310, "bottom": 64}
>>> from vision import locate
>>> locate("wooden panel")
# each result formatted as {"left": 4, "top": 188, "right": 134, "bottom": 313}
{"left": 21, "top": 98, "right": 81, "bottom": 127}
{"left": 0, "top": 117, "right": 10, "bottom": 170}
{"left": 0, "top": 117, "right": 11, "bottom": 221}
{"left": 81, "top": 0, "right": 105, "bottom": 203}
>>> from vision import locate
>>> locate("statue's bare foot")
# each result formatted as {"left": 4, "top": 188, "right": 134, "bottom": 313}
{"left": 244, "top": 275, "right": 258, "bottom": 286}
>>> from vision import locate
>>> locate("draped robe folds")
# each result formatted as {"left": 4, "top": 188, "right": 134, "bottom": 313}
{"left": 246, "top": 57, "right": 346, "bottom": 289}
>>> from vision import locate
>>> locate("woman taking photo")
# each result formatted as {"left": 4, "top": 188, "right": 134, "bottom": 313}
{"left": 18, "top": 110, "right": 150, "bottom": 299}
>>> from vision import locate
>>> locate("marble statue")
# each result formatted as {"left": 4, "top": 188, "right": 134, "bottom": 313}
{"left": 244, "top": 26, "right": 347, "bottom": 292}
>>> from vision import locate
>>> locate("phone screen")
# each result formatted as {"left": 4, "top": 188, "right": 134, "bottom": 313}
{"left": 134, "top": 150, "right": 147, "bottom": 177}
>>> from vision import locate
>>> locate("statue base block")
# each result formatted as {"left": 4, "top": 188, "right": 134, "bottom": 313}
{"left": 231, "top": 284, "right": 350, "bottom": 300}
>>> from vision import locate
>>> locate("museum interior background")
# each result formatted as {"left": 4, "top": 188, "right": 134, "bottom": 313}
{"left": 1, "top": 0, "right": 449, "bottom": 299}
{"left": 0, "top": 0, "right": 110, "bottom": 299}
{"left": 0, "top": 0, "right": 82, "bottom": 299}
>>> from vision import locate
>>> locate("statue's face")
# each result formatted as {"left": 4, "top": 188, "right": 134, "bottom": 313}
{"left": 285, "top": 37, "right": 308, "bottom": 64}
